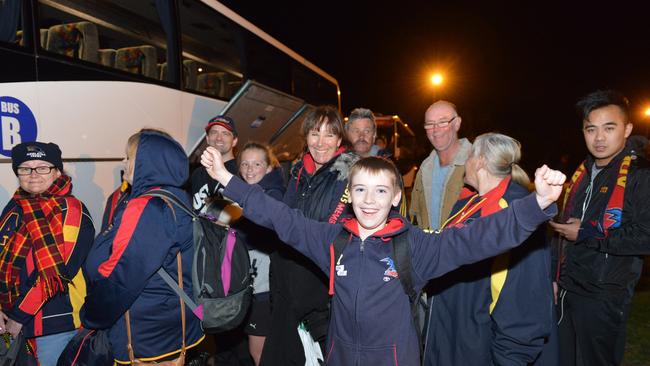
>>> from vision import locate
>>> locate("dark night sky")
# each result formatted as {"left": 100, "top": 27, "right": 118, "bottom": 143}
{"left": 221, "top": 1, "right": 650, "bottom": 174}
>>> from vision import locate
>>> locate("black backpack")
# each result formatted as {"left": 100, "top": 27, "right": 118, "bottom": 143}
{"left": 144, "top": 189, "right": 253, "bottom": 334}
{"left": 331, "top": 230, "right": 427, "bottom": 347}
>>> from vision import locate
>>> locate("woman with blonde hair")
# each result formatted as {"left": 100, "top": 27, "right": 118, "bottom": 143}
{"left": 423, "top": 133, "right": 555, "bottom": 365}
{"left": 233, "top": 142, "right": 285, "bottom": 365}
{"left": 82, "top": 129, "right": 204, "bottom": 364}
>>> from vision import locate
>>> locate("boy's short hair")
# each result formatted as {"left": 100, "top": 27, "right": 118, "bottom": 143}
{"left": 348, "top": 157, "right": 403, "bottom": 191}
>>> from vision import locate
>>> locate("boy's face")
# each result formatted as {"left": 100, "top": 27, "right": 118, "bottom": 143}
{"left": 349, "top": 169, "right": 402, "bottom": 239}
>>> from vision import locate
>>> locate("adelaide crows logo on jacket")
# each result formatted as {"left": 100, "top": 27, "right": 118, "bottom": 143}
{"left": 380, "top": 257, "right": 398, "bottom": 282}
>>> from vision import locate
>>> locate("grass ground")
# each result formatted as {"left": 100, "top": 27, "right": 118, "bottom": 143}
{"left": 622, "top": 276, "right": 650, "bottom": 365}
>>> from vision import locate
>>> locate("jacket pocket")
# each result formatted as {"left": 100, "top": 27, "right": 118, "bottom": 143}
{"left": 326, "top": 336, "right": 355, "bottom": 365}
{"left": 359, "top": 343, "right": 398, "bottom": 366}
{"left": 327, "top": 335, "right": 399, "bottom": 366}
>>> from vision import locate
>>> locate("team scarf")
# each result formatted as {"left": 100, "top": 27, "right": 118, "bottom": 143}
{"left": 441, "top": 176, "right": 511, "bottom": 230}
{"left": 0, "top": 175, "right": 78, "bottom": 309}
{"left": 560, "top": 155, "right": 630, "bottom": 238}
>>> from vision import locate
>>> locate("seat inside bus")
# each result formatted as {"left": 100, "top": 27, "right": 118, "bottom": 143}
{"left": 115, "top": 45, "right": 158, "bottom": 79}
{"left": 46, "top": 21, "right": 99, "bottom": 63}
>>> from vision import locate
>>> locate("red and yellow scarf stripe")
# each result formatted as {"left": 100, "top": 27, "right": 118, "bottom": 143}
{"left": 0, "top": 175, "right": 82, "bottom": 310}
{"left": 561, "top": 155, "right": 630, "bottom": 237}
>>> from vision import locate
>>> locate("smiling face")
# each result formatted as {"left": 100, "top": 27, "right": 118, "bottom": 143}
{"left": 349, "top": 169, "right": 402, "bottom": 239}
{"left": 583, "top": 104, "right": 633, "bottom": 166}
{"left": 17, "top": 159, "right": 61, "bottom": 195}
{"left": 206, "top": 124, "right": 238, "bottom": 156}
{"left": 239, "top": 148, "right": 271, "bottom": 184}
{"left": 424, "top": 103, "right": 461, "bottom": 152}
{"left": 306, "top": 122, "right": 342, "bottom": 170}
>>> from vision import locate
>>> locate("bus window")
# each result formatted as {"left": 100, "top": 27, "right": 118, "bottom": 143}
{"left": 37, "top": 0, "right": 170, "bottom": 82}
{"left": 244, "top": 32, "right": 291, "bottom": 95}
{"left": 292, "top": 62, "right": 339, "bottom": 106}
{"left": 0, "top": 0, "right": 27, "bottom": 47}
{"left": 178, "top": 0, "right": 243, "bottom": 98}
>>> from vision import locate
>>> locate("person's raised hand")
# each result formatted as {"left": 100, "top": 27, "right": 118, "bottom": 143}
{"left": 534, "top": 165, "right": 566, "bottom": 209}
{"left": 201, "top": 146, "right": 234, "bottom": 186}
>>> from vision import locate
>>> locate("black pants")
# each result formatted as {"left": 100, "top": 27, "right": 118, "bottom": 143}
{"left": 558, "top": 289, "right": 631, "bottom": 366}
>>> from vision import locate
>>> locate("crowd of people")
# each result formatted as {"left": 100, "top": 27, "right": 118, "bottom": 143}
{"left": 0, "top": 88, "right": 647, "bottom": 366}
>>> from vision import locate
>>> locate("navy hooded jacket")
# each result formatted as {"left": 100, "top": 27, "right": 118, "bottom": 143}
{"left": 222, "top": 176, "right": 557, "bottom": 366}
{"left": 82, "top": 132, "right": 203, "bottom": 363}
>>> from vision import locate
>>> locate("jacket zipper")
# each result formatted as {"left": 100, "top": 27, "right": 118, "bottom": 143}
{"left": 355, "top": 238, "right": 365, "bottom": 364}
{"left": 599, "top": 252, "right": 609, "bottom": 282}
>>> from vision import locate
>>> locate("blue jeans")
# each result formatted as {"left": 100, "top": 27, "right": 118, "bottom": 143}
{"left": 35, "top": 329, "right": 77, "bottom": 366}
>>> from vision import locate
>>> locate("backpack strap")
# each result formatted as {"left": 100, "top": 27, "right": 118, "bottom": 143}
{"left": 391, "top": 230, "right": 426, "bottom": 355}
{"left": 127, "top": 253, "right": 187, "bottom": 363}
{"left": 142, "top": 189, "right": 202, "bottom": 318}
{"left": 328, "top": 229, "right": 351, "bottom": 295}
{"left": 392, "top": 231, "right": 417, "bottom": 308}
{"left": 143, "top": 189, "right": 198, "bottom": 219}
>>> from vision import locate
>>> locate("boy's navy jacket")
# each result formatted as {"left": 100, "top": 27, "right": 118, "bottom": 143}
{"left": 223, "top": 176, "right": 557, "bottom": 366}
{"left": 423, "top": 180, "right": 554, "bottom": 366}
{"left": 81, "top": 132, "right": 203, "bottom": 363}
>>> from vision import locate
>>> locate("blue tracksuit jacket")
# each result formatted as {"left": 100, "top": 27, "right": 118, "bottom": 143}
{"left": 223, "top": 176, "right": 556, "bottom": 366}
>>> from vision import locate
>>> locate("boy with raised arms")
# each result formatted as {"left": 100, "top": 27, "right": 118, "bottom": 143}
{"left": 201, "top": 147, "right": 565, "bottom": 365}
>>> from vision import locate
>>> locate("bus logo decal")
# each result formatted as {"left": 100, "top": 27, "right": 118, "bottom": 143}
{"left": 0, "top": 96, "right": 38, "bottom": 157}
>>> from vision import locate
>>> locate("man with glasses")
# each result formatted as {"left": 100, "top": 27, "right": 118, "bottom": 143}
{"left": 0, "top": 141, "right": 95, "bottom": 365}
{"left": 410, "top": 100, "right": 472, "bottom": 231}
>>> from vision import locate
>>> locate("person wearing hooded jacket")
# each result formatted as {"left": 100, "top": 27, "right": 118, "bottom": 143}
{"left": 81, "top": 130, "right": 204, "bottom": 363}
{"left": 0, "top": 141, "right": 95, "bottom": 366}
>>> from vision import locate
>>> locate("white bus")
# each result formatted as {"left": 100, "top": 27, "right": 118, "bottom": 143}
{"left": 0, "top": 0, "right": 341, "bottom": 229}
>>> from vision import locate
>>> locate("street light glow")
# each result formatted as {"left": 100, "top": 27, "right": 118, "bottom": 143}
{"left": 645, "top": 107, "right": 650, "bottom": 116}
{"left": 431, "top": 74, "right": 443, "bottom": 86}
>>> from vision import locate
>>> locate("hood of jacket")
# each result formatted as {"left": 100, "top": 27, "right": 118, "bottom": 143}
{"left": 257, "top": 168, "right": 286, "bottom": 196}
{"left": 131, "top": 131, "right": 189, "bottom": 197}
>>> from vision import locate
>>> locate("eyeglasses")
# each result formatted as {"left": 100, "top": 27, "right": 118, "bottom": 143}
{"left": 16, "top": 166, "right": 56, "bottom": 176}
{"left": 424, "top": 116, "right": 457, "bottom": 130}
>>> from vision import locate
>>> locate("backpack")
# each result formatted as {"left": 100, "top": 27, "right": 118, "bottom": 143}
{"left": 330, "top": 230, "right": 427, "bottom": 349}
{"left": 143, "top": 189, "right": 253, "bottom": 334}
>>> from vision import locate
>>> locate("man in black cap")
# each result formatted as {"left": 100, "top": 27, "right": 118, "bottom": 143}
{"left": 191, "top": 115, "right": 239, "bottom": 213}
{"left": 190, "top": 118, "right": 253, "bottom": 365}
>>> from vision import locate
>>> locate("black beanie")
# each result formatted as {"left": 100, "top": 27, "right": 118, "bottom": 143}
{"left": 11, "top": 142, "right": 64, "bottom": 175}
